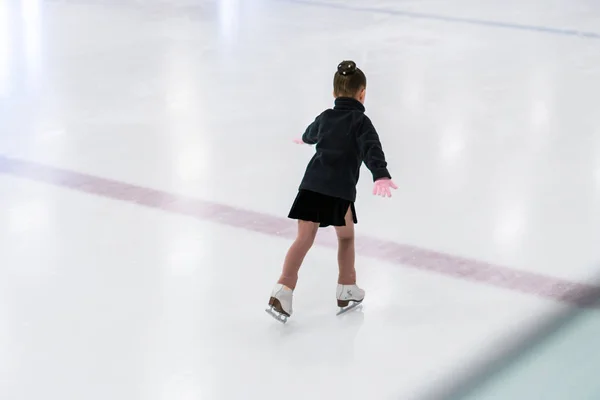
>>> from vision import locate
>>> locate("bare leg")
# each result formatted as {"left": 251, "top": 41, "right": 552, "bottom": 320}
{"left": 334, "top": 208, "right": 356, "bottom": 285}
{"left": 277, "top": 220, "right": 319, "bottom": 289}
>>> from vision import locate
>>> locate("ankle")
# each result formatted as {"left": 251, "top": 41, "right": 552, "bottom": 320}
{"left": 277, "top": 280, "right": 296, "bottom": 290}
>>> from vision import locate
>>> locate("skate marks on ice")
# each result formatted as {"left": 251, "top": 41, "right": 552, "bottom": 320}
{"left": 1, "top": 155, "right": 599, "bottom": 307}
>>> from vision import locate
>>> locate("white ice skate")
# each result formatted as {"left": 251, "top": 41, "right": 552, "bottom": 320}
{"left": 336, "top": 284, "right": 365, "bottom": 315}
{"left": 266, "top": 284, "right": 293, "bottom": 324}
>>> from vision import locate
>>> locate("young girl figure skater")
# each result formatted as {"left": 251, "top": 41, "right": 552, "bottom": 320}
{"left": 266, "top": 60, "right": 397, "bottom": 323}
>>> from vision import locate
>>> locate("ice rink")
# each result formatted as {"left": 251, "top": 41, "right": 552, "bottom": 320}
{"left": 1, "top": 0, "right": 600, "bottom": 399}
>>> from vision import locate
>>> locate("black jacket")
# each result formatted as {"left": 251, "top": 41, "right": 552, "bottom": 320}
{"left": 299, "top": 97, "right": 391, "bottom": 202}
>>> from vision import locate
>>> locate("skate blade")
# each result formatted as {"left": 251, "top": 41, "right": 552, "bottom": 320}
{"left": 336, "top": 301, "right": 363, "bottom": 316}
{"left": 265, "top": 307, "right": 288, "bottom": 324}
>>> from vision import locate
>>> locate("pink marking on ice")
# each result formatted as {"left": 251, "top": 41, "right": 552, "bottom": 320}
{"left": 1, "top": 154, "right": 598, "bottom": 307}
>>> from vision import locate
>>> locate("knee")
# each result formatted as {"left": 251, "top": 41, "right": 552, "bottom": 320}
{"left": 296, "top": 231, "right": 317, "bottom": 248}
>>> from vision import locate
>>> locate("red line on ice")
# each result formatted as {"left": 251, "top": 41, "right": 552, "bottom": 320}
{"left": 1, "top": 154, "right": 598, "bottom": 307}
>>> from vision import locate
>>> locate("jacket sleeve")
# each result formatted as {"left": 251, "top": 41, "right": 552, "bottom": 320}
{"left": 357, "top": 117, "right": 392, "bottom": 181}
{"left": 301, "top": 115, "right": 321, "bottom": 145}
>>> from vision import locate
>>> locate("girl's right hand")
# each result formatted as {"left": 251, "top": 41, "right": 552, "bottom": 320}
{"left": 292, "top": 138, "right": 304, "bottom": 144}
{"left": 373, "top": 178, "right": 398, "bottom": 198}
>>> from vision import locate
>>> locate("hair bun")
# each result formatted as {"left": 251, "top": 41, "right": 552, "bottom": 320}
{"left": 337, "top": 60, "right": 357, "bottom": 76}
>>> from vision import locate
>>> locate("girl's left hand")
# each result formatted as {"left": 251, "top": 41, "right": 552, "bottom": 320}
{"left": 292, "top": 138, "right": 304, "bottom": 144}
{"left": 373, "top": 178, "right": 398, "bottom": 197}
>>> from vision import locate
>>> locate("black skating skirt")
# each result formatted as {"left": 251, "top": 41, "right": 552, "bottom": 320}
{"left": 288, "top": 189, "right": 357, "bottom": 227}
